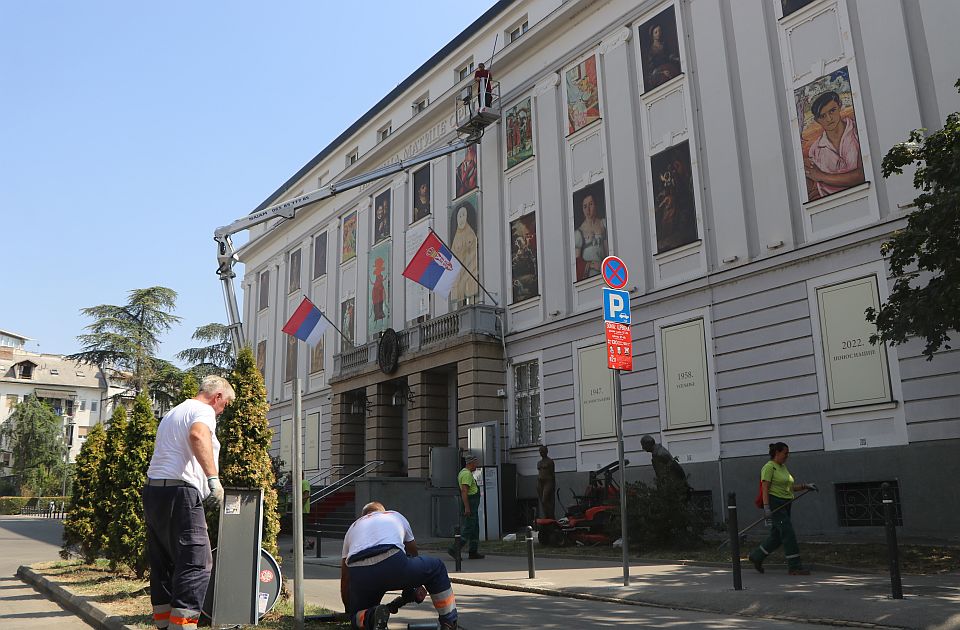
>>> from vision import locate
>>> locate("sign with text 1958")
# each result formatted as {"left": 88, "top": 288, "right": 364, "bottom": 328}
{"left": 605, "top": 321, "right": 632, "bottom": 371}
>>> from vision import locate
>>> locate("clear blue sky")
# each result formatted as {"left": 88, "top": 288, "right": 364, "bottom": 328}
{"left": 1, "top": 1, "right": 497, "bottom": 365}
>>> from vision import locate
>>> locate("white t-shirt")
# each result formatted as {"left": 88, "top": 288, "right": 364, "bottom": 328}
{"left": 147, "top": 398, "right": 219, "bottom": 499}
{"left": 341, "top": 510, "right": 414, "bottom": 560}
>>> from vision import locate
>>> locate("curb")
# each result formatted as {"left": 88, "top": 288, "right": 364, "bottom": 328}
{"left": 16, "top": 565, "right": 137, "bottom": 630}
{"left": 446, "top": 575, "right": 906, "bottom": 629}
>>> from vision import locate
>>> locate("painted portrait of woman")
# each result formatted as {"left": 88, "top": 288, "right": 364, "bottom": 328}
{"left": 638, "top": 6, "right": 682, "bottom": 93}
{"left": 448, "top": 193, "right": 480, "bottom": 306}
{"left": 572, "top": 181, "right": 608, "bottom": 282}
{"left": 373, "top": 190, "right": 391, "bottom": 244}
{"left": 565, "top": 56, "right": 601, "bottom": 135}
{"left": 412, "top": 166, "right": 431, "bottom": 223}
{"left": 368, "top": 240, "right": 391, "bottom": 335}
{"left": 341, "top": 212, "right": 358, "bottom": 262}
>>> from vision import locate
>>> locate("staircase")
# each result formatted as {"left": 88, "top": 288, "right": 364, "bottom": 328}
{"left": 301, "top": 461, "right": 383, "bottom": 538}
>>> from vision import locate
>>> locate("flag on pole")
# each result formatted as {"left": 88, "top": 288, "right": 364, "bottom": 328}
{"left": 282, "top": 297, "right": 329, "bottom": 346}
{"left": 402, "top": 231, "right": 463, "bottom": 298}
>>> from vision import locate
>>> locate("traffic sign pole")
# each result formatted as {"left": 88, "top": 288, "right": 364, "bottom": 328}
{"left": 614, "top": 368, "right": 629, "bottom": 586}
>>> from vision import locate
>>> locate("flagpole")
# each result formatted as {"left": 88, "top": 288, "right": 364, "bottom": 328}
{"left": 301, "top": 294, "right": 355, "bottom": 348}
{"left": 428, "top": 228, "right": 499, "bottom": 307}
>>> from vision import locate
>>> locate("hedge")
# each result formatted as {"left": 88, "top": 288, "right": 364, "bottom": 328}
{"left": 0, "top": 496, "right": 70, "bottom": 515}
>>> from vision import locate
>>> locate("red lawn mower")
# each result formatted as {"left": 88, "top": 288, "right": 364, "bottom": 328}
{"left": 535, "top": 459, "right": 626, "bottom": 547}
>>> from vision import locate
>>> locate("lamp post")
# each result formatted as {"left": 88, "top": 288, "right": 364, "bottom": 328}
{"left": 60, "top": 420, "right": 74, "bottom": 498}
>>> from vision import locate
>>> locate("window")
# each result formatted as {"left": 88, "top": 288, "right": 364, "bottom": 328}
{"left": 346, "top": 148, "right": 359, "bottom": 166}
{"left": 75, "top": 370, "right": 84, "bottom": 377}
{"left": 836, "top": 481, "right": 902, "bottom": 527}
{"left": 412, "top": 95, "right": 429, "bottom": 114}
{"left": 90, "top": 400, "right": 98, "bottom": 412}
{"left": 18, "top": 362, "right": 34, "bottom": 379}
{"left": 64, "top": 399, "right": 74, "bottom": 416}
{"left": 285, "top": 333, "right": 298, "bottom": 383}
{"left": 288, "top": 248, "right": 302, "bottom": 293}
{"left": 509, "top": 19, "right": 529, "bottom": 43}
{"left": 377, "top": 123, "right": 392, "bottom": 143}
{"left": 317, "top": 171, "right": 329, "bottom": 189}
{"left": 310, "top": 339, "right": 325, "bottom": 374}
{"left": 49, "top": 368, "right": 59, "bottom": 375}
{"left": 5, "top": 395, "right": 17, "bottom": 410}
{"left": 77, "top": 426, "right": 89, "bottom": 438}
{"left": 514, "top": 359, "right": 541, "bottom": 446}
{"left": 313, "top": 232, "right": 328, "bottom": 279}
{"left": 457, "top": 60, "right": 475, "bottom": 82}
{"left": 258, "top": 270, "right": 270, "bottom": 311}
{"left": 78, "top": 399, "right": 86, "bottom": 412}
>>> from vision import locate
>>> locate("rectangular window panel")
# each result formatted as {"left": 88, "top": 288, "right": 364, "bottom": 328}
{"left": 285, "top": 334, "right": 297, "bottom": 383}
{"left": 578, "top": 344, "right": 615, "bottom": 439}
{"left": 288, "top": 249, "right": 301, "bottom": 293}
{"left": 258, "top": 270, "right": 270, "bottom": 311}
{"left": 660, "top": 318, "right": 712, "bottom": 429}
{"left": 313, "top": 232, "right": 328, "bottom": 279}
{"left": 309, "top": 338, "right": 324, "bottom": 374}
{"left": 513, "top": 360, "right": 541, "bottom": 447}
{"left": 90, "top": 400, "right": 98, "bottom": 412}
{"left": 256, "top": 340, "right": 267, "bottom": 376}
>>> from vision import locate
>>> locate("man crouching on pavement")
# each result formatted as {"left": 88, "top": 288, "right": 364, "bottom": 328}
{"left": 341, "top": 502, "right": 458, "bottom": 630}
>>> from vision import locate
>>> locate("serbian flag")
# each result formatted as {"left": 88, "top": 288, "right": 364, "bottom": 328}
{"left": 402, "top": 231, "right": 463, "bottom": 298}
{"left": 282, "top": 297, "right": 329, "bottom": 346}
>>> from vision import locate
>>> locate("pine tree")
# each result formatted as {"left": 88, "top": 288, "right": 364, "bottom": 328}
{"left": 61, "top": 422, "right": 107, "bottom": 562}
{"left": 94, "top": 405, "right": 128, "bottom": 563}
{"left": 104, "top": 393, "right": 156, "bottom": 577}
{"left": 179, "top": 372, "right": 199, "bottom": 402}
{"left": 0, "top": 395, "right": 66, "bottom": 496}
{"left": 208, "top": 346, "right": 279, "bottom": 557}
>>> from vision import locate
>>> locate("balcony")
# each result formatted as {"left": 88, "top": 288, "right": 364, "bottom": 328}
{"left": 333, "top": 304, "right": 503, "bottom": 379}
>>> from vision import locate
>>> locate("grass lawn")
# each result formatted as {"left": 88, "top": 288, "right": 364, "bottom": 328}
{"left": 418, "top": 539, "right": 959, "bottom": 574}
{"left": 30, "top": 560, "right": 350, "bottom": 629}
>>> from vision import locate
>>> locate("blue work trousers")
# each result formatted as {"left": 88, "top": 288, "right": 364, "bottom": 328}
{"left": 348, "top": 551, "right": 456, "bottom": 629}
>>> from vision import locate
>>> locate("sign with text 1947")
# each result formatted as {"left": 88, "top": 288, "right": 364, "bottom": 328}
{"left": 605, "top": 321, "right": 632, "bottom": 371}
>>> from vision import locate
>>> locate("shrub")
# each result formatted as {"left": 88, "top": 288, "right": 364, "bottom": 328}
{"left": 0, "top": 496, "right": 30, "bottom": 514}
{"left": 611, "top": 474, "right": 706, "bottom": 550}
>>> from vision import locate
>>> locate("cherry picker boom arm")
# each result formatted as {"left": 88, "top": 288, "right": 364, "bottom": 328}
{"left": 213, "top": 135, "right": 477, "bottom": 353}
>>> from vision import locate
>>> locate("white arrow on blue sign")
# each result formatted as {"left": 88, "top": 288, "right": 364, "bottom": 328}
{"left": 603, "top": 288, "right": 631, "bottom": 325}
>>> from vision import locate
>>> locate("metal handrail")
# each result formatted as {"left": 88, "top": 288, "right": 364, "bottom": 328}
{"left": 308, "top": 460, "right": 383, "bottom": 504}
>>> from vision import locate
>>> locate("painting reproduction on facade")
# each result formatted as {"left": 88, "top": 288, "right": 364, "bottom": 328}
{"left": 340, "top": 297, "right": 356, "bottom": 346}
{"left": 638, "top": 6, "right": 682, "bottom": 93}
{"left": 412, "top": 166, "right": 431, "bottom": 223}
{"left": 454, "top": 145, "right": 478, "bottom": 199}
{"left": 505, "top": 98, "right": 533, "bottom": 169}
{"left": 373, "top": 190, "right": 391, "bottom": 243}
{"left": 341, "top": 212, "right": 358, "bottom": 262}
{"left": 448, "top": 192, "right": 480, "bottom": 306}
{"left": 781, "top": 0, "right": 817, "bottom": 18}
{"left": 651, "top": 141, "right": 698, "bottom": 253}
{"left": 794, "top": 66, "right": 865, "bottom": 202}
{"left": 368, "top": 240, "right": 391, "bottom": 337}
{"left": 510, "top": 212, "right": 539, "bottom": 303}
{"left": 310, "top": 337, "right": 324, "bottom": 374}
{"left": 565, "top": 55, "right": 601, "bottom": 134}
{"left": 572, "top": 180, "right": 607, "bottom": 282}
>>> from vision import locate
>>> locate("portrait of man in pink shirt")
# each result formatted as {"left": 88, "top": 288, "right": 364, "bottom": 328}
{"left": 795, "top": 67, "right": 866, "bottom": 202}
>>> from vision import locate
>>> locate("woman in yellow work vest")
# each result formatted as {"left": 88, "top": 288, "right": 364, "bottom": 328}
{"left": 749, "top": 442, "right": 817, "bottom": 575}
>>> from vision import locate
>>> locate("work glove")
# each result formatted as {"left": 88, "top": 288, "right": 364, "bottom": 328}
{"left": 805, "top": 483, "right": 819, "bottom": 492}
{"left": 763, "top": 507, "right": 773, "bottom": 528}
{"left": 206, "top": 476, "right": 225, "bottom": 510}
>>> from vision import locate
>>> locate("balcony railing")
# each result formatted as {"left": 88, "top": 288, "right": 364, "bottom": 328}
{"left": 333, "top": 303, "right": 502, "bottom": 377}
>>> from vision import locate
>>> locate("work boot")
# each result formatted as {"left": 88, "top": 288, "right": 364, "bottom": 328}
{"left": 750, "top": 556, "right": 764, "bottom": 574}
{"left": 440, "top": 622, "right": 458, "bottom": 630}
{"left": 372, "top": 604, "right": 390, "bottom": 630}
{"left": 468, "top": 552, "right": 485, "bottom": 559}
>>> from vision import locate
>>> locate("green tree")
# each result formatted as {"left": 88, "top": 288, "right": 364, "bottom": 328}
{"left": 70, "top": 287, "right": 181, "bottom": 394}
{"left": 0, "top": 396, "right": 67, "bottom": 496}
{"left": 179, "top": 372, "right": 199, "bottom": 402}
{"left": 103, "top": 394, "right": 156, "bottom": 577}
{"left": 149, "top": 358, "right": 186, "bottom": 415}
{"left": 61, "top": 422, "right": 107, "bottom": 562}
{"left": 94, "top": 404, "right": 127, "bottom": 567}
{"left": 176, "top": 322, "right": 235, "bottom": 379}
{"left": 207, "top": 346, "right": 279, "bottom": 557}
{"left": 866, "top": 80, "right": 960, "bottom": 360}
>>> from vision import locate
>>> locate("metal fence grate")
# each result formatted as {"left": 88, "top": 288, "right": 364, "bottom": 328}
{"left": 690, "top": 490, "right": 714, "bottom": 527}
{"left": 835, "top": 480, "right": 902, "bottom": 527}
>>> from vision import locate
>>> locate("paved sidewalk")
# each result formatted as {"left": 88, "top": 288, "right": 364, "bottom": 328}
{"left": 292, "top": 536, "right": 960, "bottom": 630}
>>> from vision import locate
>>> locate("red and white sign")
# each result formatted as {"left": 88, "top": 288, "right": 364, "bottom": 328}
{"left": 605, "top": 321, "right": 633, "bottom": 371}
{"left": 601, "top": 256, "right": 629, "bottom": 290}
{"left": 260, "top": 569, "right": 275, "bottom": 584}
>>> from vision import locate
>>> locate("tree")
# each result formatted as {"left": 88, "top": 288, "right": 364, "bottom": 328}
{"left": 179, "top": 372, "right": 199, "bottom": 402}
{"left": 94, "top": 404, "right": 127, "bottom": 568}
{"left": 62, "top": 422, "right": 107, "bottom": 562}
{"left": 70, "top": 287, "right": 181, "bottom": 394}
{"left": 102, "top": 394, "right": 155, "bottom": 577}
{"left": 176, "top": 323, "right": 235, "bottom": 378}
{"left": 866, "top": 80, "right": 960, "bottom": 360}
{"left": 207, "top": 346, "right": 279, "bottom": 557}
{"left": 0, "top": 396, "right": 67, "bottom": 496}
{"left": 149, "top": 358, "right": 186, "bottom": 415}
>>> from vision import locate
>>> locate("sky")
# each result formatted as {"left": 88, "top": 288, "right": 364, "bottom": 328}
{"left": 1, "top": 1, "right": 498, "bottom": 366}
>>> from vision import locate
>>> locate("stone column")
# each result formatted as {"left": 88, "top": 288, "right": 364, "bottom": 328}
{"left": 456, "top": 342, "right": 507, "bottom": 451}
{"left": 365, "top": 383, "right": 404, "bottom": 476}
{"left": 407, "top": 370, "right": 451, "bottom": 478}
{"left": 330, "top": 391, "right": 364, "bottom": 478}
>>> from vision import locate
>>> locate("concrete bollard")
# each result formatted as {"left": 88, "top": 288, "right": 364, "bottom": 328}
{"left": 525, "top": 525, "right": 536, "bottom": 579}
{"left": 453, "top": 526, "right": 462, "bottom": 573}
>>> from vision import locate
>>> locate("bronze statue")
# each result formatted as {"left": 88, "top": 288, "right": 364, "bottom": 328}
{"left": 536, "top": 445, "right": 556, "bottom": 520}
{"left": 641, "top": 434, "right": 691, "bottom": 495}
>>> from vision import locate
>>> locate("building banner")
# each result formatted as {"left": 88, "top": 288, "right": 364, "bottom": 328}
{"left": 816, "top": 276, "right": 891, "bottom": 408}
{"left": 578, "top": 343, "right": 615, "bottom": 439}
{"left": 661, "top": 318, "right": 711, "bottom": 429}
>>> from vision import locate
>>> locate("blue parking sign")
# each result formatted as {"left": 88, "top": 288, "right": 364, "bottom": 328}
{"left": 603, "top": 288, "right": 631, "bottom": 325}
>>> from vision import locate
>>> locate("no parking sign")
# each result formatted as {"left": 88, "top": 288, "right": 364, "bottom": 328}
{"left": 601, "top": 256, "right": 632, "bottom": 371}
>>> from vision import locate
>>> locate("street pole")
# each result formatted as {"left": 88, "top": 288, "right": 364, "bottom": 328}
{"left": 292, "top": 378, "right": 305, "bottom": 629}
{"left": 613, "top": 369, "right": 629, "bottom": 586}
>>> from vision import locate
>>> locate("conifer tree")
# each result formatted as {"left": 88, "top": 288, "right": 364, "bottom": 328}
{"left": 94, "top": 405, "right": 128, "bottom": 562}
{"left": 179, "top": 372, "right": 199, "bottom": 402}
{"left": 61, "top": 422, "right": 107, "bottom": 563}
{"left": 208, "top": 346, "right": 279, "bottom": 557}
{"left": 104, "top": 393, "right": 156, "bottom": 577}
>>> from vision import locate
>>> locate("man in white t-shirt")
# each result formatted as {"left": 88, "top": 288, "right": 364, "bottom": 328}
{"left": 341, "top": 502, "right": 458, "bottom": 630}
{"left": 143, "top": 375, "right": 235, "bottom": 630}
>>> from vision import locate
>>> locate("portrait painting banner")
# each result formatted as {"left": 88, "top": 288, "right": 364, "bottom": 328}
{"left": 505, "top": 97, "right": 534, "bottom": 169}
{"left": 448, "top": 192, "right": 480, "bottom": 307}
{"left": 510, "top": 212, "right": 539, "bottom": 303}
{"left": 412, "top": 166, "right": 431, "bottom": 223}
{"left": 651, "top": 140, "right": 698, "bottom": 253}
{"left": 373, "top": 190, "right": 391, "bottom": 244}
{"left": 565, "top": 55, "right": 601, "bottom": 134}
{"left": 340, "top": 297, "right": 356, "bottom": 346}
{"left": 404, "top": 222, "right": 431, "bottom": 319}
{"left": 342, "top": 211, "right": 358, "bottom": 262}
{"left": 794, "top": 66, "right": 865, "bottom": 202}
{"left": 638, "top": 6, "right": 683, "bottom": 93}
{"left": 816, "top": 276, "right": 891, "bottom": 408}
{"left": 454, "top": 145, "right": 479, "bottom": 199}
{"left": 368, "top": 240, "right": 391, "bottom": 337}
{"left": 572, "top": 180, "right": 608, "bottom": 282}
